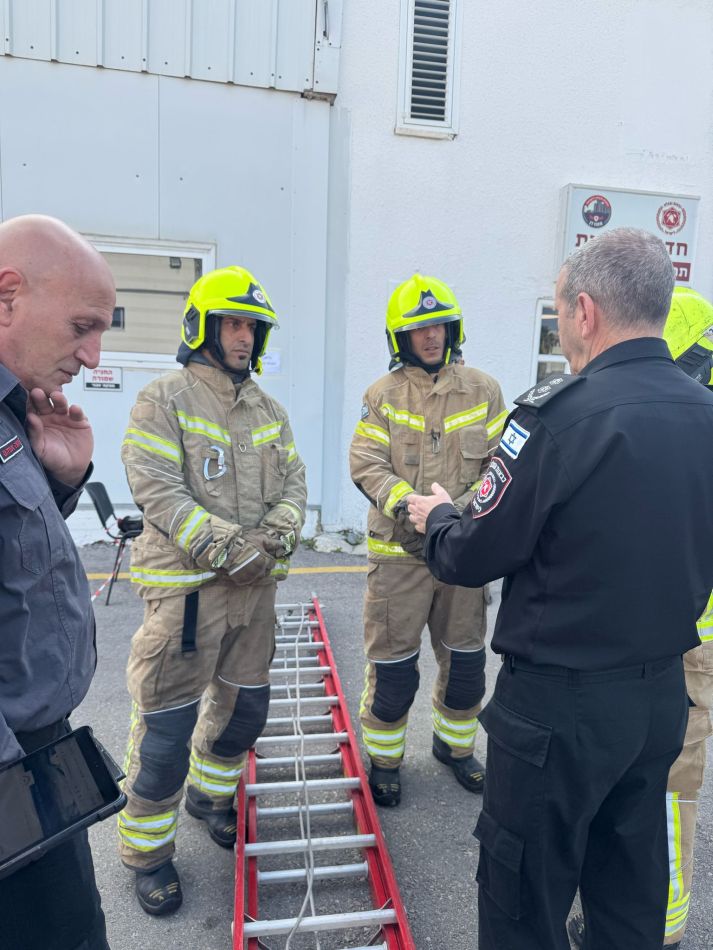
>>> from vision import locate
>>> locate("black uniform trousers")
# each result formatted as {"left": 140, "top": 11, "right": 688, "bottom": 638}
{"left": 474, "top": 654, "right": 687, "bottom": 950}
{"left": 0, "top": 721, "right": 110, "bottom": 950}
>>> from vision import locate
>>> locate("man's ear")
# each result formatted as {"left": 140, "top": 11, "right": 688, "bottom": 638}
{"left": 0, "top": 267, "right": 22, "bottom": 325}
{"left": 576, "top": 292, "right": 597, "bottom": 340}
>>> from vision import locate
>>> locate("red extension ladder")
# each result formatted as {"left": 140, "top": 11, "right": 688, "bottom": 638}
{"left": 233, "top": 596, "right": 415, "bottom": 949}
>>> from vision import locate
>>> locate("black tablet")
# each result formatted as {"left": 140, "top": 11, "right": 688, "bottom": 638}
{"left": 0, "top": 725, "right": 127, "bottom": 880}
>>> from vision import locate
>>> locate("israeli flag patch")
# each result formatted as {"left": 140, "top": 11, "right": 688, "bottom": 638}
{"left": 499, "top": 419, "right": 530, "bottom": 460}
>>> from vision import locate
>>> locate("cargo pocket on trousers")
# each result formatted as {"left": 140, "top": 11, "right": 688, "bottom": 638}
{"left": 127, "top": 600, "right": 173, "bottom": 706}
{"left": 474, "top": 698, "right": 553, "bottom": 918}
{"left": 474, "top": 810, "right": 524, "bottom": 919}
{"left": 363, "top": 589, "right": 389, "bottom": 660}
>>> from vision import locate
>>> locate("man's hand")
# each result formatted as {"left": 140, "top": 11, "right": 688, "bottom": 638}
{"left": 26, "top": 389, "right": 93, "bottom": 486}
{"left": 408, "top": 482, "right": 454, "bottom": 533}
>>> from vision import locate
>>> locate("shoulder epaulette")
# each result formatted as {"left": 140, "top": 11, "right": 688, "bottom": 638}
{"left": 514, "top": 372, "right": 584, "bottom": 409}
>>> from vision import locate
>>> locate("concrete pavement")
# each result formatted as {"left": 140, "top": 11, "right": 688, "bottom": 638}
{"left": 75, "top": 543, "right": 713, "bottom": 950}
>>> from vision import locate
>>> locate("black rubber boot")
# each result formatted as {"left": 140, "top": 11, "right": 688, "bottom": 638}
{"left": 432, "top": 734, "right": 485, "bottom": 793}
{"left": 135, "top": 860, "right": 182, "bottom": 916}
{"left": 368, "top": 764, "right": 401, "bottom": 807}
{"left": 185, "top": 786, "right": 237, "bottom": 849}
{"left": 567, "top": 913, "right": 679, "bottom": 949}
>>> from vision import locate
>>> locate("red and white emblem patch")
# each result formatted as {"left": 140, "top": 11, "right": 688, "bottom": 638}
{"left": 472, "top": 457, "right": 512, "bottom": 519}
{"left": 0, "top": 434, "right": 23, "bottom": 463}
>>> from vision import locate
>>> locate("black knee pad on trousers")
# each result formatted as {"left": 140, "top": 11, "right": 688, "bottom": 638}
{"left": 372, "top": 653, "right": 420, "bottom": 723}
{"left": 444, "top": 647, "right": 486, "bottom": 710}
{"left": 212, "top": 684, "right": 270, "bottom": 757}
{"left": 134, "top": 701, "right": 199, "bottom": 800}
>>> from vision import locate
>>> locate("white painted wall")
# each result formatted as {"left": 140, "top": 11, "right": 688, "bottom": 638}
{"left": 327, "top": 0, "right": 713, "bottom": 529}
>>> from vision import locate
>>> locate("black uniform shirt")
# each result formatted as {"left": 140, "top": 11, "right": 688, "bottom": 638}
{"left": 0, "top": 364, "right": 95, "bottom": 763}
{"left": 424, "top": 338, "right": 713, "bottom": 670}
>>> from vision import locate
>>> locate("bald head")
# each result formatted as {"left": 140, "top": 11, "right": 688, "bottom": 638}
{"left": 0, "top": 214, "right": 113, "bottom": 291}
{"left": 0, "top": 215, "right": 115, "bottom": 393}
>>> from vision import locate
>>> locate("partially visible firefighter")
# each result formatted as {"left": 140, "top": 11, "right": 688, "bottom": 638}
{"left": 117, "top": 266, "right": 307, "bottom": 915}
{"left": 569, "top": 285, "right": 713, "bottom": 950}
{"left": 349, "top": 274, "right": 507, "bottom": 806}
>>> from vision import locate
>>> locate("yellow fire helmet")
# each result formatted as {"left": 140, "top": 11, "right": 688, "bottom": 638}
{"left": 181, "top": 265, "right": 278, "bottom": 374}
{"left": 386, "top": 273, "right": 464, "bottom": 367}
{"left": 663, "top": 286, "right": 713, "bottom": 386}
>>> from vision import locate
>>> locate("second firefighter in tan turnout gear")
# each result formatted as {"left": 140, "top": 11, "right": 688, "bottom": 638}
{"left": 349, "top": 274, "right": 506, "bottom": 806}
{"left": 117, "top": 266, "right": 307, "bottom": 915}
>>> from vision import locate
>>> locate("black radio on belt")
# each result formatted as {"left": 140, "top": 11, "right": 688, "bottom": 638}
{"left": 0, "top": 725, "right": 127, "bottom": 880}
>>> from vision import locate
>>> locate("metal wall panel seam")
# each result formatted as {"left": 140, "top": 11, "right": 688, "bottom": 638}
{"left": 1, "top": 0, "right": 8, "bottom": 55}
{"left": 269, "top": 0, "right": 279, "bottom": 87}
{"left": 183, "top": 0, "right": 192, "bottom": 78}
{"left": 226, "top": 0, "right": 235, "bottom": 82}
{"left": 49, "top": 0, "right": 57, "bottom": 61}
{"left": 140, "top": 0, "right": 148, "bottom": 72}
{"left": 96, "top": 0, "right": 104, "bottom": 66}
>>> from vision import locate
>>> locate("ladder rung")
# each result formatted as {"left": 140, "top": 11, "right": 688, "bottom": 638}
{"left": 273, "top": 641, "right": 324, "bottom": 653}
{"left": 270, "top": 665, "right": 331, "bottom": 676}
{"left": 268, "top": 695, "right": 337, "bottom": 708}
{"left": 271, "top": 656, "right": 322, "bottom": 667}
{"left": 270, "top": 683, "right": 325, "bottom": 695}
{"left": 243, "top": 908, "right": 397, "bottom": 938}
{"left": 337, "top": 945, "right": 388, "bottom": 950}
{"left": 256, "top": 801, "right": 353, "bottom": 819}
{"left": 245, "top": 833, "right": 376, "bottom": 857}
{"left": 255, "top": 732, "right": 346, "bottom": 749}
{"left": 256, "top": 752, "right": 342, "bottom": 768}
{"left": 246, "top": 777, "right": 360, "bottom": 795}
{"left": 277, "top": 619, "right": 320, "bottom": 629}
{"left": 258, "top": 861, "right": 367, "bottom": 884}
{"left": 266, "top": 714, "right": 333, "bottom": 727}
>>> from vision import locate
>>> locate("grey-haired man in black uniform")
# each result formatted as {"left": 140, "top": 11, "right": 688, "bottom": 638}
{"left": 409, "top": 228, "right": 713, "bottom": 950}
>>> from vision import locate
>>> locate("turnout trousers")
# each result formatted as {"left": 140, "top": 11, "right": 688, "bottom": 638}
{"left": 475, "top": 654, "right": 687, "bottom": 950}
{"left": 359, "top": 560, "right": 487, "bottom": 768}
{"left": 118, "top": 577, "right": 276, "bottom": 871}
{"left": 0, "top": 721, "right": 109, "bottom": 950}
{"left": 663, "top": 641, "right": 713, "bottom": 944}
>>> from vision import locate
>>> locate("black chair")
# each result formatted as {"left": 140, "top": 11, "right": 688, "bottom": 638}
{"left": 84, "top": 482, "right": 143, "bottom": 605}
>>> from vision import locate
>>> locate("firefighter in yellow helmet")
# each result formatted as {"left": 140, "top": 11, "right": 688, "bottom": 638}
{"left": 569, "top": 285, "right": 713, "bottom": 950}
{"left": 117, "top": 266, "right": 307, "bottom": 914}
{"left": 349, "top": 274, "right": 507, "bottom": 805}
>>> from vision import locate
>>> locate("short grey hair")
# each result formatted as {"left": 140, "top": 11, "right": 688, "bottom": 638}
{"left": 560, "top": 227, "right": 675, "bottom": 330}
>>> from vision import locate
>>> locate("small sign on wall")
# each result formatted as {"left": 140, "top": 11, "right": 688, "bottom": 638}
{"left": 559, "top": 184, "right": 699, "bottom": 284}
{"left": 261, "top": 350, "right": 281, "bottom": 374}
{"left": 84, "top": 367, "right": 123, "bottom": 391}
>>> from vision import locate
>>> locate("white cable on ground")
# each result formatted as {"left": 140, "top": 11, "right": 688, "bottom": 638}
{"left": 283, "top": 603, "right": 322, "bottom": 950}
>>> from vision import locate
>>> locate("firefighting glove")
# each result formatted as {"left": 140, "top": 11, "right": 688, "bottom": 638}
{"left": 391, "top": 507, "right": 426, "bottom": 560}
{"left": 226, "top": 530, "right": 276, "bottom": 587}
{"left": 192, "top": 515, "right": 243, "bottom": 572}
{"left": 259, "top": 503, "right": 302, "bottom": 556}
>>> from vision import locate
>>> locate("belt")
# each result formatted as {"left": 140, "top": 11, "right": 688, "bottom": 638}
{"left": 501, "top": 653, "right": 679, "bottom": 685}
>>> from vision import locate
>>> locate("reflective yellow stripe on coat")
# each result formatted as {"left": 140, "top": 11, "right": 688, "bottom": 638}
{"left": 123, "top": 428, "right": 183, "bottom": 465}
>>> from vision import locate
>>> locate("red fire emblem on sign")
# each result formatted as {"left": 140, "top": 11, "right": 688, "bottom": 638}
{"left": 656, "top": 202, "right": 686, "bottom": 235}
